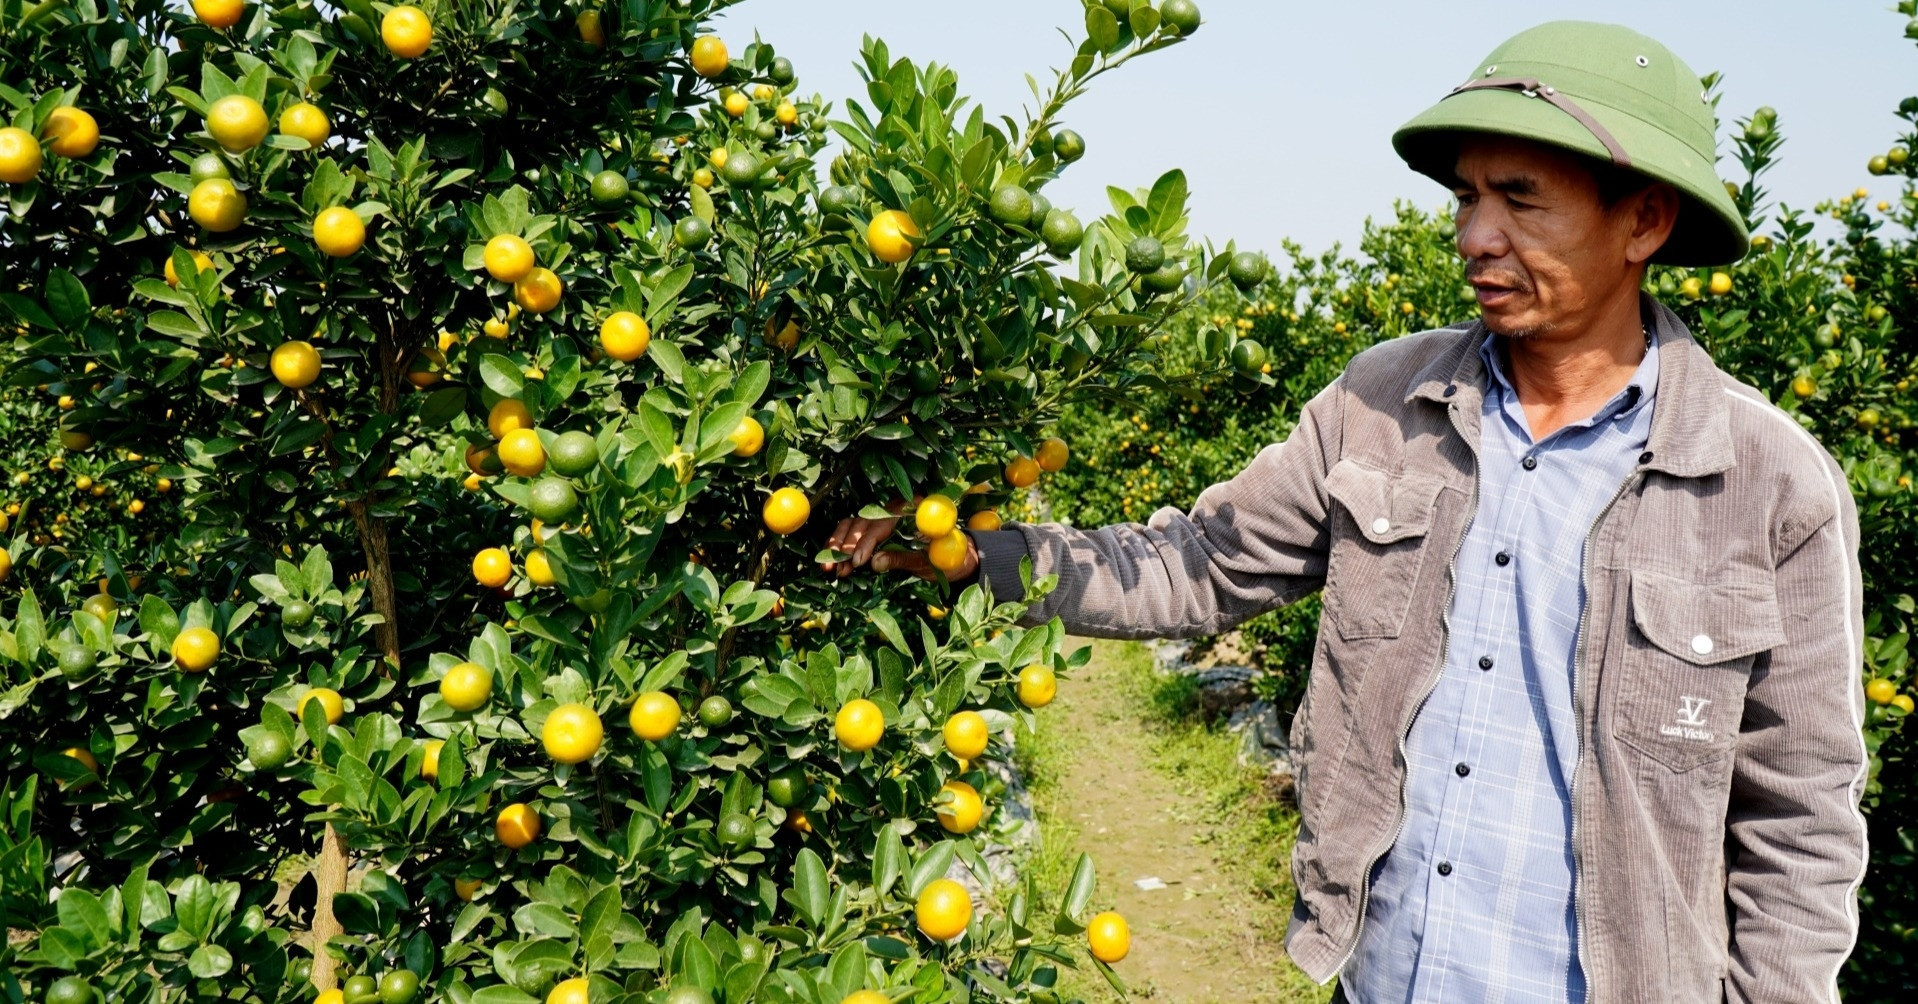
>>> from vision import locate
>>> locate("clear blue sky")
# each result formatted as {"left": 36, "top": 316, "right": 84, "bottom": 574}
{"left": 718, "top": 1, "right": 1914, "bottom": 257}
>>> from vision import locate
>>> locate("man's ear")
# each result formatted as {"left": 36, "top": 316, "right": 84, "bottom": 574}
{"left": 1625, "top": 182, "right": 1681, "bottom": 265}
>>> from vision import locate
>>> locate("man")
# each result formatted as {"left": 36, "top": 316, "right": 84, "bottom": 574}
{"left": 824, "top": 21, "right": 1865, "bottom": 1004}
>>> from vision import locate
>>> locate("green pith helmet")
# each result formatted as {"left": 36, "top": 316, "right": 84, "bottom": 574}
{"left": 1393, "top": 21, "right": 1748, "bottom": 266}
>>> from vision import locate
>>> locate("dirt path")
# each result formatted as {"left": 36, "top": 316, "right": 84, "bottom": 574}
{"left": 1027, "top": 641, "right": 1329, "bottom": 1004}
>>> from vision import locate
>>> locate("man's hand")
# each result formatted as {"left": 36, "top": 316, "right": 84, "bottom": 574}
{"left": 820, "top": 515, "right": 981, "bottom": 582}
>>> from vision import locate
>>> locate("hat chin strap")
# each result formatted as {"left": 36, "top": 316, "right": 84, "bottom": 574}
{"left": 1448, "top": 76, "right": 1632, "bottom": 167}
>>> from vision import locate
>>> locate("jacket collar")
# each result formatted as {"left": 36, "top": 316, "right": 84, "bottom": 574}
{"left": 1405, "top": 294, "right": 1734, "bottom": 478}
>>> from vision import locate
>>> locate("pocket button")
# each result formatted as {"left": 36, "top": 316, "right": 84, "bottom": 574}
{"left": 1371, "top": 517, "right": 1391, "bottom": 535}
{"left": 1690, "top": 634, "right": 1713, "bottom": 656}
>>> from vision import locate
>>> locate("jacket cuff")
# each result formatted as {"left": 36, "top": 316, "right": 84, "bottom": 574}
{"left": 969, "top": 529, "right": 1030, "bottom": 604}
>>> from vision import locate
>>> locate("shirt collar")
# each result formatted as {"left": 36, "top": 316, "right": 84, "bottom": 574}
{"left": 1479, "top": 324, "right": 1660, "bottom": 428}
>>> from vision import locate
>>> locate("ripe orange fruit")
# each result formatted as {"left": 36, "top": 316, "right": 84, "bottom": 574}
{"left": 927, "top": 531, "right": 970, "bottom": 576}
{"left": 312, "top": 206, "right": 365, "bottom": 257}
{"left": 542, "top": 703, "right": 604, "bottom": 764}
{"left": 835, "top": 698, "right": 884, "bottom": 751}
{"left": 1035, "top": 437, "right": 1069, "bottom": 472}
{"left": 866, "top": 209, "right": 922, "bottom": 264}
{"left": 497, "top": 428, "right": 547, "bottom": 477}
{"left": 943, "top": 710, "right": 990, "bottom": 760}
{"left": 192, "top": 0, "right": 244, "bottom": 28}
{"left": 914, "top": 878, "right": 972, "bottom": 942}
{"left": 382, "top": 6, "right": 433, "bottom": 58}
{"left": 483, "top": 234, "right": 535, "bottom": 283}
{"left": 406, "top": 346, "right": 445, "bottom": 388}
{"left": 776, "top": 102, "right": 798, "bottom": 126}
{"left": 62, "top": 747, "right": 99, "bottom": 775}
{"left": 763, "top": 487, "right": 810, "bottom": 535}
{"left": 1791, "top": 375, "right": 1817, "bottom": 399}
{"left": 915, "top": 494, "right": 958, "bottom": 539}
{"left": 205, "top": 95, "right": 268, "bottom": 152}
{"left": 548, "top": 978, "right": 590, "bottom": 1004}
{"left": 599, "top": 310, "right": 651, "bottom": 361}
{"left": 729, "top": 416, "right": 765, "bottom": 457}
{"left": 488, "top": 398, "right": 534, "bottom": 439}
{"left": 420, "top": 738, "right": 445, "bottom": 780}
{"left": 629, "top": 691, "right": 682, "bottom": 740}
{"left": 165, "top": 249, "right": 214, "bottom": 287}
{"left": 1709, "top": 272, "right": 1733, "bottom": 296}
{"left": 1017, "top": 665, "right": 1056, "bottom": 708}
{"left": 42, "top": 107, "right": 100, "bottom": 158}
{"left": 966, "top": 510, "right": 1002, "bottom": 532}
{"left": 1087, "top": 911, "right": 1130, "bottom": 962}
{"left": 300, "top": 687, "right": 344, "bottom": 726}
{"left": 690, "top": 36, "right": 729, "bottom": 77}
{"left": 1897, "top": 695, "right": 1916, "bottom": 714}
{"left": 270, "top": 341, "right": 321, "bottom": 389}
{"left": 278, "top": 102, "right": 329, "bottom": 146}
{"left": 440, "top": 661, "right": 493, "bottom": 711}
{"left": 575, "top": 11, "right": 606, "bottom": 48}
{"left": 496, "top": 802, "right": 541, "bottom": 848}
{"left": 1003, "top": 456, "right": 1040, "bottom": 489}
{"left": 724, "top": 91, "right": 749, "bottom": 118}
{"left": 1867, "top": 678, "right": 1897, "bottom": 704}
{"left": 187, "top": 178, "right": 247, "bottom": 231}
{"left": 708, "top": 147, "right": 729, "bottom": 169}
{"left": 0, "top": 127, "right": 40, "bottom": 184}
{"left": 454, "top": 877, "right": 482, "bottom": 901}
{"left": 0, "top": 550, "right": 13, "bottom": 585}
{"left": 1679, "top": 276, "right": 1703, "bottom": 300}
{"left": 692, "top": 168, "right": 714, "bottom": 189}
{"left": 841, "top": 993, "right": 888, "bottom": 1004}
{"left": 524, "top": 549, "right": 557, "bottom": 587}
{"left": 935, "top": 779, "right": 983, "bottom": 834}
{"left": 515, "top": 267, "right": 563, "bottom": 313}
{"left": 471, "top": 547, "right": 513, "bottom": 587}
{"left": 172, "top": 626, "right": 221, "bottom": 672}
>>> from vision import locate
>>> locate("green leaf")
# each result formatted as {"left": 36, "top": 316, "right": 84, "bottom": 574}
{"left": 479, "top": 353, "right": 526, "bottom": 398}
{"left": 689, "top": 185, "right": 716, "bottom": 224}
{"left": 1086, "top": 5, "right": 1121, "bottom": 51}
{"left": 905, "top": 840, "right": 956, "bottom": 898}
{"left": 470, "top": 989, "right": 540, "bottom": 1004}
{"left": 44, "top": 269, "right": 90, "bottom": 330}
{"left": 1146, "top": 169, "right": 1188, "bottom": 234}
{"left": 872, "top": 825, "right": 904, "bottom": 897}
{"left": 56, "top": 887, "right": 111, "bottom": 949}
{"left": 792, "top": 848, "right": 828, "bottom": 926}
{"left": 146, "top": 310, "right": 207, "bottom": 338}
{"left": 1055, "top": 852, "right": 1097, "bottom": 931}
{"left": 188, "top": 943, "right": 234, "bottom": 978}
{"left": 174, "top": 874, "right": 214, "bottom": 940}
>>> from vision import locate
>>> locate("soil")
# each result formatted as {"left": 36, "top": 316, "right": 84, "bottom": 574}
{"left": 1038, "top": 641, "right": 1328, "bottom": 1003}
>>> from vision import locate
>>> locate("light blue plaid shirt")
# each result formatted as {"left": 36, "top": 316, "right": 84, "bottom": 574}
{"left": 1341, "top": 328, "right": 1661, "bottom": 1004}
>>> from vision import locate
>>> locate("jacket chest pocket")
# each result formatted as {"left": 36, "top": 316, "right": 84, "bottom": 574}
{"left": 1611, "top": 570, "right": 1785, "bottom": 772}
{"left": 1323, "top": 459, "right": 1446, "bottom": 640}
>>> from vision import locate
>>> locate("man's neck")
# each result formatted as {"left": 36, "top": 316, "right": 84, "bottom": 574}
{"left": 1496, "top": 292, "right": 1649, "bottom": 442}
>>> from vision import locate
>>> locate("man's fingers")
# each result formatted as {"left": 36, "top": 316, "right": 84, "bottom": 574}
{"left": 853, "top": 517, "right": 899, "bottom": 567}
{"left": 872, "top": 549, "right": 935, "bottom": 581}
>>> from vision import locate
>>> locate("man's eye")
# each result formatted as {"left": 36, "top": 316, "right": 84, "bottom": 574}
{"left": 1453, "top": 193, "right": 1477, "bottom": 207}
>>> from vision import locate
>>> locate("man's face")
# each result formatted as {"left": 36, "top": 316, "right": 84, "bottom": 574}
{"left": 1450, "top": 135, "right": 1646, "bottom": 339}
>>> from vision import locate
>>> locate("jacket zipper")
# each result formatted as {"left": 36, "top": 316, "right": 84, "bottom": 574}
{"left": 1331, "top": 399, "right": 1483, "bottom": 979}
{"left": 1566, "top": 468, "right": 1644, "bottom": 999}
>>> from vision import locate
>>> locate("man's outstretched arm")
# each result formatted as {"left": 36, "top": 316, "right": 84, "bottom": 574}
{"left": 824, "top": 382, "right": 1344, "bottom": 640}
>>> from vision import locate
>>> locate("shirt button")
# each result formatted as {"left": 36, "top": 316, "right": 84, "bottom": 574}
{"left": 1437, "top": 861, "right": 1453, "bottom": 876}
{"left": 1478, "top": 655, "right": 1494, "bottom": 670}
{"left": 1444, "top": 384, "right": 1458, "bottom": 397}
{"left": 1521, "top": 456, "right": 1538, "bottom": 471}
{"left": 1455, "top": 762, "right": 1471, "bottom": 777}
{"left": 1495, "top": 551, "right": 1511, "bottom": 566}
{"left": 1691, "top": 634, "right": 1714, "bottom": 656}
{"left": 1639, "top": 451, "right": 1655, "bottom": 465}
{"left": 1371, "top": 517, "right": 1391, "bottom": 535}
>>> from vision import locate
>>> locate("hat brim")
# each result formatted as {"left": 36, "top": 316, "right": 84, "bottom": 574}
{"left": 1393, "top": 87, "right": 1748, "bottom": 267}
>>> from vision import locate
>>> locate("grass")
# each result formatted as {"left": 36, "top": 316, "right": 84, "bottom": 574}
{"left": 1016, "top": 640, "right": 1330, "bottom": 1003}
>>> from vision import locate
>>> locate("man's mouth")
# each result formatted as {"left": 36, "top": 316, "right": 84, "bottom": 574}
{"left": 1468, "top": 274, "right": 1528, "bottom": 307}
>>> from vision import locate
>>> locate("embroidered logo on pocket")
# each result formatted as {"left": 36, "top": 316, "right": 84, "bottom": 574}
{"left": 1660, "top": 695, "right": 1715, "bottom": 742}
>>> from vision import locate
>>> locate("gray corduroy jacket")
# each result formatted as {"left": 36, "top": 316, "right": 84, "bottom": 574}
{"left": 973, "top": 300, "right": 1866, "bottom": 1003}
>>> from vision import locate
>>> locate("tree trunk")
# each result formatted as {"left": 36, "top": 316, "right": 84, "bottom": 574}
{"left": 307, "top": 823, "right": 348, "bottom": 991}
{"left": 347, "top": 499, "right": 401, "bottom": 667}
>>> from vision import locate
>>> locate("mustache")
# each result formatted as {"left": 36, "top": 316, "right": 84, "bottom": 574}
{"left": 1466, "top": 262, "right": 1533, "bottom": 293}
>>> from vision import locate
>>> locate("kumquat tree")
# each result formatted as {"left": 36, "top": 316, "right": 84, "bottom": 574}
{"left": 0, "top": 0, "right": 1261, "bottom": 1002}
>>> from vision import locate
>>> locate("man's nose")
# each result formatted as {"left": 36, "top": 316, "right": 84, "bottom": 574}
{"left": 1456, "top": 205, "right": 1511, "bottom": 260}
